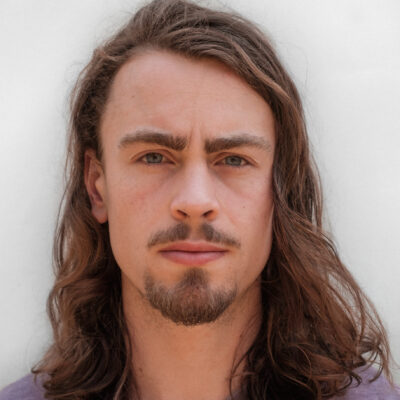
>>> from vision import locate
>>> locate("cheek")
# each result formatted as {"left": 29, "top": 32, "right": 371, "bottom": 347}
{"left": 227, "top": 176, "right": 274, "bottom": 276}
{"left": 106, "top": 169, "right": 165, "bottom": 223}
{"left": 105, "top": 172, "right": 165, "bottom": 264}
{"left": 248, "top": 182, "right": 274, "bottom": 252}
{"left": 221, "top": 170, "right": 274, "bottom": 229}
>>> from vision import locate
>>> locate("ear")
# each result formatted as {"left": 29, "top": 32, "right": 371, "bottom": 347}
{"left": 84, "top": 149, "right": 108, "bottom": 224}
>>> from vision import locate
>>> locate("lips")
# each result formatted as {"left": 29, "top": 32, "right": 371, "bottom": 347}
{"left": 159, "top": 241, "right": 227, "bottom": 266}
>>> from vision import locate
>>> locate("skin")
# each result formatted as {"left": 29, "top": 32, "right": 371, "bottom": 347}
{"left": 85, "top": 50, "right": 275, "bottom": 400}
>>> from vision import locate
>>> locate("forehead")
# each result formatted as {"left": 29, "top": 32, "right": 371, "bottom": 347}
{"left": 101, "top": 50, "right": 275, "bottom": 148}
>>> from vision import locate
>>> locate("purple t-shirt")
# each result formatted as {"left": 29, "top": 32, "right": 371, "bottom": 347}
{"left": 1, "top": 369, "right": 399, "bottom": 399}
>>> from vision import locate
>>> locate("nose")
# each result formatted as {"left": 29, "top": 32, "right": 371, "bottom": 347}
{"left": 170, "top": 163, "right": 220, "bottom": 222}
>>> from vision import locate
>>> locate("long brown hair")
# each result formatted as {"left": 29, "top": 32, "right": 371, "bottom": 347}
{"left": 33, "top": 0, "right": 392, "bottom": 398}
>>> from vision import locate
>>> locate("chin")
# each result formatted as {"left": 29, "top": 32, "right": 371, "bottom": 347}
{"left": 144, "top": 268, "right": 238, "bottom": 326}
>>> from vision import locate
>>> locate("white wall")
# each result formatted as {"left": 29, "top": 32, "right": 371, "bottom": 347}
{"left": 1, "top": 0, "right": 399, "bottom": 387}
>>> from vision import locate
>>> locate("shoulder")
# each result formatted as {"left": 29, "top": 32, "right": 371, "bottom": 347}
{"left": 0, "top": 374, "right": 45, "bottom": 400}
{"left": 336, "top": 367, "right": 400, "bottom": 400}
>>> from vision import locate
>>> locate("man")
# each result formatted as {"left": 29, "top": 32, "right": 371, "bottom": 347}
{"left": 1, "top": 0, "right": 399, "bottom": 399}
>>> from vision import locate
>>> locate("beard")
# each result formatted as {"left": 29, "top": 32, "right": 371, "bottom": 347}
{"left": 144, "top": 268, "right": 237, "bottom": 326}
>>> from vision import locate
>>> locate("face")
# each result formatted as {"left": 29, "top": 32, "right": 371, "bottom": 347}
{"left": 85, "top": 50, "right": 275, "bottom": 325}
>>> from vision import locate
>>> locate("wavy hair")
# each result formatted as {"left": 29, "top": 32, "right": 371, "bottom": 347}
{"left": 33, "top": 0, "right": 392, "bottom": 398}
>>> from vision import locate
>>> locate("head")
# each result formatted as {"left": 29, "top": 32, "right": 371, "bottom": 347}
{"left": 85, "top": 50, "right": 275, "bottom": 326}
{"left": 34, "top": 1, "right": 391, "bottom": 399}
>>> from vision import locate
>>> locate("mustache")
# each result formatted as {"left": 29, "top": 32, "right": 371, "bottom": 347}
{"left": 147, "top": 222, "right": 241, "bottom": 249}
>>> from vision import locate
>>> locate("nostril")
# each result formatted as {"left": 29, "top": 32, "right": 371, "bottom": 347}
{"left": 203, "top": 210, "right": 214, "bottom": 218}
{"left": 178, "top": 209, "right": 188, "bottom": 218}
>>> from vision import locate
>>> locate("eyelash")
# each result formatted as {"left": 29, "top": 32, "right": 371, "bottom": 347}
{"left": 138, "top": 152, "right": 250, "bottom": 168}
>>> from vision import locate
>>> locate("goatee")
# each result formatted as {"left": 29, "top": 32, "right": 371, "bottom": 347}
{"left": 144, "top": 268, "right": 237, "bottom": 326}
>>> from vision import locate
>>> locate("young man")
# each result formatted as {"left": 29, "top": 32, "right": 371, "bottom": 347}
{"left": 1, "top": 0, "right": 399, "bottom": 399}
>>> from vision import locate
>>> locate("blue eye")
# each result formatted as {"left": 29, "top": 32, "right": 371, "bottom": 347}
{"left": 142, "top": 152, "right": 164, "bottom": 164}
{"left": 139, "top": 153, "right": 247, "bottom": 167}
{"left": 223, "top": 155, "right": 247, "bottom": 167}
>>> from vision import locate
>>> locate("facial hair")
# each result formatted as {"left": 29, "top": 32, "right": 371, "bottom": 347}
{"left": 144, "top": 267, "right": 237, "bottom": 326}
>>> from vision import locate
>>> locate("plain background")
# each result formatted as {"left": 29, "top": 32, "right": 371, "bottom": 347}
{"left": 1, "top": 0, "right": 399, "bottom": 388}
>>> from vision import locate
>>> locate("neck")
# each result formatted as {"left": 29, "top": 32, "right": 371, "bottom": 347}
{"left": 122, "top": 279, "right": 262, "bottom": 400}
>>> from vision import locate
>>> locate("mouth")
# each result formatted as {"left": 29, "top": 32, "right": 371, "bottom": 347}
{"left": 159, "top": 241, "right": 228, "bottom": 266}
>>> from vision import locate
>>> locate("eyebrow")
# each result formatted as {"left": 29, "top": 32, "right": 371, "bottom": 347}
{"left": 119, "top": 128, "right": 187, "bottom": 151}
{"left": 118, "top": 128, "right": 272, "bottom": 154}
{"left": 204, "top": 133, "right": 272, "bottom": 153}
